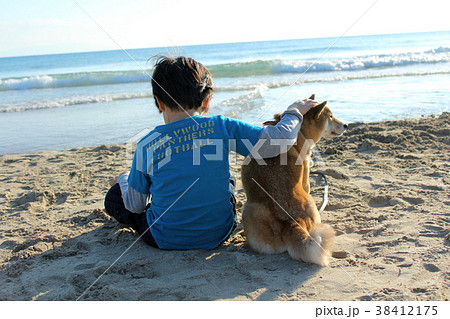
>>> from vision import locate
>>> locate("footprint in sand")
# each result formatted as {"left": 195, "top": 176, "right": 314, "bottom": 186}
{"left": 423, "top": 263, "right": 440, "bottom": 273}
{"left": 368, "top": 195, "right": 392, "bottom": 208}
{"left": 402, "top": 196, "right": 425, "bottom": 205}
{"left": 420, "top": 222, "right": 447, "bottom": 238}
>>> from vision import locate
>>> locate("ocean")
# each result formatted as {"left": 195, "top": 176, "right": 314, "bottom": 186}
{"left": 0, "top": 31, "right": 449, "bottom": 154}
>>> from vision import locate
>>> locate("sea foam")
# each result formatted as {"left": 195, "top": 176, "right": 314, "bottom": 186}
{"left": 0, "top": 92, "right": 152, "bottom": 113}
{"left": 273, "top": 47, "right": 450, "bottom": 73}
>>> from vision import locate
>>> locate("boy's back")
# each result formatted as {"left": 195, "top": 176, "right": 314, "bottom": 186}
{"left": 129, "top": 114, "right": 262, "bottom": 249}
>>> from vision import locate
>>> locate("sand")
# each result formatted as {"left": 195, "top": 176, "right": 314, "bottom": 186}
{"left": 0, "top": 113, "right": 449, "bottom": 301}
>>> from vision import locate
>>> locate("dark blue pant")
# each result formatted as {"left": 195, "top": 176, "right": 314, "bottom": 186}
{"left": 104, "top": 181, "right": 237, "bottom": 249}
{"left": 104, "top": 183, "right": 158, "bottom": 248}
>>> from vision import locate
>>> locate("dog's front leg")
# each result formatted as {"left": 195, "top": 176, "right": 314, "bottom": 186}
{"left": 301, "top": 160, "right": 311, "bottom": 194}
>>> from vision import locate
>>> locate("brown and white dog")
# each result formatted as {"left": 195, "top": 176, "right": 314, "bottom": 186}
{"left": 241, "top": 95, "right": 347, "bottom": 266}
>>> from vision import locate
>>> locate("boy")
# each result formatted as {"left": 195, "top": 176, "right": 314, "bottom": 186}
{"left": 104, "top": 56, "right": 317, "bottom": 249}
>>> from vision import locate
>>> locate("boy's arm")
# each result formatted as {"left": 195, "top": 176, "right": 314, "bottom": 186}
{"left": 250, "top": 99, "right": 317, "bottom": 158}
{"left": 254, "top": 109, "right": 303, "bottom": 159}
{"left": 224, "top": 99, "right": 317, "bottom": 158}
{"left": 117, "top": 173, "right": 149, "bottom": 214}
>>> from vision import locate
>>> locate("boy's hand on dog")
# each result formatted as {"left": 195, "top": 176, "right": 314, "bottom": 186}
{"left": 288, "top": 99, "right": 319, "bottom": 115}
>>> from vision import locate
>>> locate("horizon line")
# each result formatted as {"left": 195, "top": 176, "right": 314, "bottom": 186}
{"left": 1, "top": 29, "right": 449, "bottom": 59}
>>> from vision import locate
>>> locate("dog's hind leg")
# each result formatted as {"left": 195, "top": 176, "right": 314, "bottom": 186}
{"left": 242, "top": 202, "right": 286, "bottom": 254}
{"left": 283, "top": 220, "right": 335, "bottom": 266}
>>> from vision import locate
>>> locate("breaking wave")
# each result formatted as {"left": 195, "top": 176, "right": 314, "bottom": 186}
{"left": 1, "top": 47, "right": 449, "bottom": 92}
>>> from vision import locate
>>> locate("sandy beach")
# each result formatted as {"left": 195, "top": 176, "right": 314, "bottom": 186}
{"left": 0, "top": 113, "right": 449, "bottom": 301}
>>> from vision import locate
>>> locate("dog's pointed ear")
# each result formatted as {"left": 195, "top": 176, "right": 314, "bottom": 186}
{"left": 263, "top": 113, "right": 282, "bottom": 126}
{"left": 309, "top": 94, "right": 316, "bottom": 100}
{"left": 273, "top": 113, "right": 282, "bottom": 122}
{"left": 310, "top": 101, "right": 327, "bottom": 120}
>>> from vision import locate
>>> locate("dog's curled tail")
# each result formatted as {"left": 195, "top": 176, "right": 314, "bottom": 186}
{"left": 289, "top": 223, "right": 335, "bottom": 266}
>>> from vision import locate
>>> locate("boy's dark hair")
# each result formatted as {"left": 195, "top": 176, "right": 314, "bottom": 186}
{"left": 151, "top": 56, "right": 214, "bottom": 112}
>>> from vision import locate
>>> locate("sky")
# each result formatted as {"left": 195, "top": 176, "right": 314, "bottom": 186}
{"left": 0, "top": 0, "right": 449, "bottom": 57}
